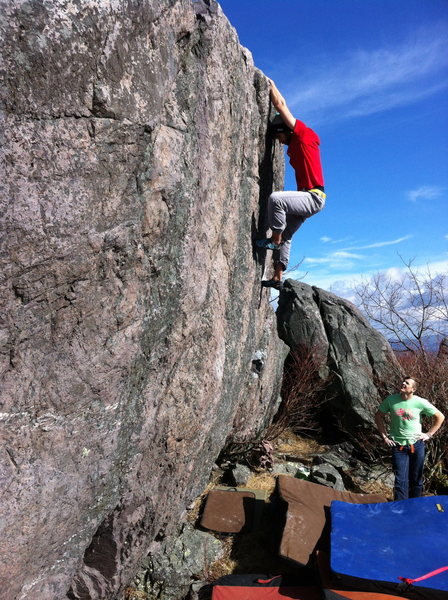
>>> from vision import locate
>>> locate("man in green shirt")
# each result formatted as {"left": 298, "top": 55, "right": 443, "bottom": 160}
{"left": 375, "top": 376, "right": 445, "bottom": 500}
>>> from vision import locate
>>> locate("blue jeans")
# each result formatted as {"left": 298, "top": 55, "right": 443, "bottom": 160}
{"left": 391, "top": 440, "right": 425, "bottom": 500}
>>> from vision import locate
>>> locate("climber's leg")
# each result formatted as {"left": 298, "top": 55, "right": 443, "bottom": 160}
{"left": 261, "top": 191, "right": 325, "bottom": 289}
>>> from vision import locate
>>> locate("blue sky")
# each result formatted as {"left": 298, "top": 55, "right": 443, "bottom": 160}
{"left": 218, "top": 0, "right": 448, "bottom": 297}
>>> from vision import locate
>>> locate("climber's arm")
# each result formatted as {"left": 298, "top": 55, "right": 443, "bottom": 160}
{"left": 269, "top": 79, "right": 296, "bottom": 130}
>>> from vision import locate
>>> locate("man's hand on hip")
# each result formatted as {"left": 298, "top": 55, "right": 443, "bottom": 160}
{"left": 383, "top": 436, "right": 397, "bottom": 447}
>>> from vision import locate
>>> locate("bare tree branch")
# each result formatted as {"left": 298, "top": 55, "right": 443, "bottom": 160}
{"left": 355, "top": 258, "right": 448, "bottom": 357}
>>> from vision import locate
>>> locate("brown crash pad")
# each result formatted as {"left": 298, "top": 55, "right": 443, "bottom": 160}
{"left": 200, "top": 487, "right": 266, "bottom": 533}
{"left": 277, "top": 475, "right": 386, "bottom": 566}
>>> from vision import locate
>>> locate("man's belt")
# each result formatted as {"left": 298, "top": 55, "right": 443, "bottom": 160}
{"left": 309, "top": 188, "right": 326, "bottom": 199}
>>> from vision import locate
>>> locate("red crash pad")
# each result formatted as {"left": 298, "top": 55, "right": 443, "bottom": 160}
{"left": 212, "top": 574, "right": 322, "bottom": 600}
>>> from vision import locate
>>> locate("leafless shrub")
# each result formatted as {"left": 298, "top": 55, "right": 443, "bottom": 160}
{"left": 265, "top": 344, "right": 333, "bottom": 441}
{"left": 246, "top": 440, "right": 274, "bottom": 471}
{"left": 355, "top": 258, "right": 448, "bottom": 359}
{"left": 285, "top": 256, "right": 308, "bottom": 279}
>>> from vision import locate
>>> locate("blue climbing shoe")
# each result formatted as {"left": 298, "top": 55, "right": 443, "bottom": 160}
{"left": 256, "top": 238, "right": 281, "bottom": 250}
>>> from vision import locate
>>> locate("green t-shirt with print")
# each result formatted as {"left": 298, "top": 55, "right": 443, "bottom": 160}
{"left": 378, "top": 393, "right": 437, "bottom": 444}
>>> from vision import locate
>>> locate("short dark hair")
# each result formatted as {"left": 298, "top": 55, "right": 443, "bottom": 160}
{"left": 404, "top": 376, "right": 418, "bottom": 390}
{"left": 269, "top": 114, "right": 291, "bottom": 135}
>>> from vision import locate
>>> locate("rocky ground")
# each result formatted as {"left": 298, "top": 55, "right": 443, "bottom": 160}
{"left": 126, "top": 431, "right": 394, "bottom": 600}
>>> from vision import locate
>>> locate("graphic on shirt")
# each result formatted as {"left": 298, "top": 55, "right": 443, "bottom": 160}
{"left": 396, "top": 408, "right": 415, "bottom": 421}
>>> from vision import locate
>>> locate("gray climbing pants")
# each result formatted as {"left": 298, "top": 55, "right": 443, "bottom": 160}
{"left": 268, "top": 190, "right": 325, "bottom": 269}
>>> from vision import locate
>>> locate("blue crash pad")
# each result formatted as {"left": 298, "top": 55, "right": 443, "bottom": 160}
{"left": 330, "top": 496, "right": 448, "bottom": 598}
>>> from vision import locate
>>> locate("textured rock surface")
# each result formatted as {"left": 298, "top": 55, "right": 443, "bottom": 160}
{"left": 277, "top": 280, "right": 400, "bottom": 432}
{"left": 229, "top": 463, "right": 252, "bottom": 486}
{"left": 309, "top": 463, "right": 345, "bottom": 491}
{"left": 313, "top": 444, "right": 394, "bottom": 492}
{"left": 133, "top": 523, "right": 224, "bottom": 600}
{"left": 0, "top": 1, "right": 286, "bottom": 598}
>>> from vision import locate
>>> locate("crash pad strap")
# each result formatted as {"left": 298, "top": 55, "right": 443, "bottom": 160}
{"left": 399, "top": 565, "right": 448, "bottom": 585}
{"left": 257, "top": 576, "right": 281, "bottom": 584}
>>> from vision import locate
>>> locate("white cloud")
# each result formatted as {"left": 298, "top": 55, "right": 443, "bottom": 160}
{"left": 301, "top": 270, "right": 368, "bottom": 295}
{"left": 343, "top": 235, "right": 412, "bottom": 250}
{"left": 286, "top": 27, "right": 448, "bottom": 122}
{"left": 296, "top": 239, "right": 412, "bottom": 277}
{"left": 302, "top": 250, "right": 363, "bottom": 267}
{"left": 412, "top": 259, "right": 448, "bottom": 278}
{"left": 332, "top": 251, "right": 363, "bottom": 259}
{"left": 321, "top": 235, "right": 353, "bottom": 245}
{"left": 384, "top": 267, "right": 405, "bottom": 282}
{"left": 289, "top": 236, "right": 427, "bottom": 296}
{"left": 302, "top": 257, "right": 333, "bottom": 265}
{"left": 300, "top": 259, "right": 448, "bottom": 302}
{"left": 407, "top": 186, "right": 445, "bottom": 203}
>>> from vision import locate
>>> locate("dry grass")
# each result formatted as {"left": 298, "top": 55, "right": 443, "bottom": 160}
{"left": 202, "top": 537, "right": 236, "bottom": 581}
{"left": 123, "top": 588, "right": 148, "bottom": 600}
{"left": 203, "top": 518, "right": 298, "bottom": 582}
{"left": 350, "top": 478, "right": 393, "bottom": 500}
{"left": 193, "top": 474, "right": 279, "bottom": 582}
{"left": 245, "top": 472, "right": 276, "bottom": 495}
{"left": 274, "top": 429, "right": 327, "bottom": 460}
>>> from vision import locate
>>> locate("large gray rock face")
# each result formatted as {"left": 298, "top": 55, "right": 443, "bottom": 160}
{"left": 0, "top": 1, "right": 286, "bottom": 598}
{"left": 277, "top": 280, "right": 400, "bottom": 431}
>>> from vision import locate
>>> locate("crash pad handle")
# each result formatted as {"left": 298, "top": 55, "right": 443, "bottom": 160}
{"left": 399, "top": 565, "right": 448, "bottom": 585}
{"left": 257, "top": 575, "right": 281, "bottom": 584}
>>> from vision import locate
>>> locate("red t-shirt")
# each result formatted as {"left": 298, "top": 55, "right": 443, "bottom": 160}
{"left": 287, "top": 119, "right": 324, "bottom": 190}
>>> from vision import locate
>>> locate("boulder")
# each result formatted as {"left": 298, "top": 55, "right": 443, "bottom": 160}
{"left": 229, "top": 463, "right": 252, "bottom": 487}
{"left": 310, "top": 464, "right": 346, "bottom": 491}
{"left": 0, "top": 1, "right": 286, "bottom": 598}
{"left": 277, "top": 280, "right": 401, "bottom": 432}
{"left": 131, "top": 523, "right": 224, "bottom": 600}
{"left": 272, "top": 461, "right": 310, "bottom": 479}
{"left": 312, "top": 442, "right": 357, "bottom": 471}
{"left": 312, "top": 443, "right": 394, "bottom": 495}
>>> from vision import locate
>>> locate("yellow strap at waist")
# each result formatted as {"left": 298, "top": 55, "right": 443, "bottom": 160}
{"left": 309, "top": 188, "right": 326, "bottom": 199}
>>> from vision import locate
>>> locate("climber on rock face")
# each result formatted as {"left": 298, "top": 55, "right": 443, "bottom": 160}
{"left": 257, "top": 79, "right": 326, "bottom": 290}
